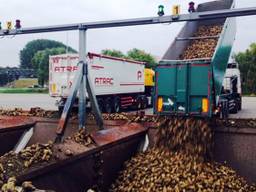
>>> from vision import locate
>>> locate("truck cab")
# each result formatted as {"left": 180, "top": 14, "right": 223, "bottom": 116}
{"left": 220, "top": 62, "right": 242, "bottom": 114}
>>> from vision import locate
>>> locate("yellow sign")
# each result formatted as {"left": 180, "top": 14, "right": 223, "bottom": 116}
{"left": 172, "top": 5, "right": 180, "bottom": 15}
{"left": 6, "top": 21, "right": 12, "bottom": 30}
{"left": 51, "top": 83, "right": 57, "bottom": 93}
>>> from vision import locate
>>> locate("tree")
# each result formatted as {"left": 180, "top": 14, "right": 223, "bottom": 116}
{"left": 32, "top": 47, "right": 74, "bottom": 86}
{"left": 101, "top": 48, "right": 157, "bottom": 68}
{"left": 0, "top": 73, "right": 8, "bottom": 86}
{"left": 101, "top": 49, "right": 126, "bottom": 58}
{"left": 20, "top": 39, "right": 76, "bottom": 69}
{"left": 235, "top": 43, "right": 256, "bottom": 94}
{"left": 127, "top": 48, "right": 157, "bottom": 68}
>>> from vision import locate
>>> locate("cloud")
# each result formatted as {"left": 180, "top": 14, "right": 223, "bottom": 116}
{"left": 0, "top": 0, "right": 255, "bottom": 67}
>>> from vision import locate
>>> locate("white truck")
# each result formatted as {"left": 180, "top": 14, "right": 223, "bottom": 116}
{"left": 49, "top": 53, "right": 153, "bottom": 113}
{"left": 221, "top": 62, "right": 242, "bottom": 113}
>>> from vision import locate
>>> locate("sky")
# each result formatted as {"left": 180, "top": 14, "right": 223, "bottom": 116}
{"left": 0, "top": 0, "right": 256, "bottom": 67}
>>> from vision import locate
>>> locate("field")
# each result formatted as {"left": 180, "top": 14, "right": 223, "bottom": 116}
{"left": 7, "top": 78, "right": 38, "bottom": 88}
{"left": 0, "top": 78, "right": 48, "bottom": 93}
{"left": 0, "top": 88, "right": 48, "bottom": 94}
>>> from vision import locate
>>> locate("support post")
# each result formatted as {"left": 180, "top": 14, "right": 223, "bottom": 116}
{"left": 55, "top": 63, "right": 83, "bottom": 143}
{"left": 86, "top": 75, "right": 104, "bottom": 130}
{"left": 78, "top": 27, "right": 104, "bottom": 130}
{"left": 78, "top": 28, "right": 87, "bottom": 129}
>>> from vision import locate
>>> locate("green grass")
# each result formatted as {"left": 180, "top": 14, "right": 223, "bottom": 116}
{"left": 0, "top": 88, "right": 48, "bottom": 94}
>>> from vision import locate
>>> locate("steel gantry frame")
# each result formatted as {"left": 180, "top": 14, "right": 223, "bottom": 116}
{"left": 1, "top": 7, "right": 256, "bottom": 142}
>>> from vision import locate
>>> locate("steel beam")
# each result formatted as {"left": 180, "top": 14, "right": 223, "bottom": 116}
{"left": 55, "top": 63, "right": 83, "bottom": 143}
{"left": 0, "top": 7, "right": 256, "bottom": 36}
{"left": 78, "top": 28, "right": 87, "bottom": 129}
{"left": 86, "top": 74, "right": 104, "bottom": 130}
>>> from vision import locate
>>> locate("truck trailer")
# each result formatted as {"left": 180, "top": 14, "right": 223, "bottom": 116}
{"left": 49, "top": 53, "right": 154, "bottom": 113}
{"left": 154, "top": 0, "right": 240, "bottom": 118}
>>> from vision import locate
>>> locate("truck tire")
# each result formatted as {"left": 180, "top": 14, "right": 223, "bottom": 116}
{"left": 233, "top": 103, "right": 238, "bottom": 114}
{"left": 220, "top": 99, "right": 229, "bottom": 119}
{"left": 226, "top": 102, "right": 229, "bottom": 118}
{"left": 136, "top": 98, "right": 142, "bottom": 110}
{"left": 230, "top": 100, "right": 238, "bottom": 114}
{"left": 141, "top": 96, "right": 148, "bottom": 109}
{"left": 220, "top": 107, "right": 225, "bottom": 119}
{"left": 222, "top": 105, "right": 228, "bottom": 119}
{"left": 113, "top": 97, "right": 121, "bottom": 113}
{"left": 104, "top": 97, "right": 112, "bottom": 114}
{"left": 238, "top": 99, "right": 242, "bottom": 111}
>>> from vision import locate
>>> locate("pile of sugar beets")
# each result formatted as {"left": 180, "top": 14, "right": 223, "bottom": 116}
{"left": 110, "top": 117, "right": 256, "bottom": 192}
{"left": 0, "top": 106, "right": 256, "bottom": 191}
{"left": 0, "top": 129, "right": 94, "bottom": 192}
{"left": 181, "top": 25, "right": 223, "bottom": 60}
{"left": 110, "top": 25, "right": 256, "bottom": 191}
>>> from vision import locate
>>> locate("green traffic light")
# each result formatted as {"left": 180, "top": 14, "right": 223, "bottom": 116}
{"left": 158, "top": 5, "right": 165, "bottom": 16}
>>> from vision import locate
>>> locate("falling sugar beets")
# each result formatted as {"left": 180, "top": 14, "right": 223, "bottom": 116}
{"left": 0, "top": 109, "right": 256, "bottom": 191}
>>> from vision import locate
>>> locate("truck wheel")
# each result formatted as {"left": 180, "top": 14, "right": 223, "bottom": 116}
{"left": 141, "top": 97, "right": 148, "bottom": 109}
{"left": 104, "top": 97, "right": 112, "bottom": 114}
{"left": 226, "top": 101, "right": 230, "bottom": 118}
{"left": 220, "top": 100, "right": 229, "bottom": 119}
{"left": 220, "top": 107, "right": 225, "bottom": 119}
{"left": 230, "top": 101, "right": 238, "bottom": 114}
{"left": 221, "top": 106, "right": 228, "bottom": 119}
{"left": 238, "top": 99, "right": 242, "bottom": 110}
{"left": 137, "top": 98, "right": 142, "bottom": 110}
{"left": 233, "top": 104, "right": 238, "bottom": 114}
{"left": 113, "top": 97, "right": 121, "bottom": 113}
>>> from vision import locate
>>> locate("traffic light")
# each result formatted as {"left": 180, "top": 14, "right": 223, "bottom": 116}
{"left": 188, "top": 1, "right": 196, "bottom": 13}
{"left": 15, "top": 19, "right": 21, "bottom": 29}
{"left": 0, "top": 22, "right": 2, "bottom": 30}
{"left": 6, "top": 21, "right": 12, "bottom": 30}
{"left": 158, "top": 5, "right": 165, "bottom": 16}
{"left": 172, "top": 5, "right": 181, "bottom": 16}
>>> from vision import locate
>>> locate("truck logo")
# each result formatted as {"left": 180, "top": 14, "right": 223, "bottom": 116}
{"left": 51, "top": 56, "right": 79, "bottom": 63}
{"left": 95, "top": 77, "right": 114, "bottom": 85}
{"left": 137, "top": 71, "right": 142, "bottom": 80}
{"left": 54, "top": 66, "right": 78, "bottom": 72}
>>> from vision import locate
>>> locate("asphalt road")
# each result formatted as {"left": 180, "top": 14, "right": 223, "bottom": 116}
{"left": 229, "top": 97, "right": 256, "bottom": 119}
{"left": 0, "top": 94, "right": 58, "bottom": 110}
{"left": 0, "top": 94, "right": 255, "bottom": 118}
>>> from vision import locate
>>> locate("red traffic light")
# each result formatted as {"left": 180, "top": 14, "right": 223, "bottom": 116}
{"left": 188, "top": 2, "right": 195, "bottom": 13}
{"left": 189, "top": 1, "right": 195, "bottom": 6}
{"left": 15, "top": 19, "right": 21, "bottom": 29}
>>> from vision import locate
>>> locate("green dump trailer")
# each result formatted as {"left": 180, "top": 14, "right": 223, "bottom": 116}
{"left": 154, "top": 0, "right": 237, "bottom": 117}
